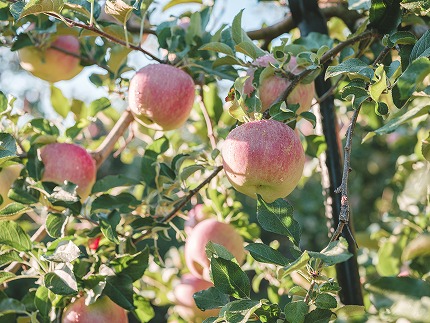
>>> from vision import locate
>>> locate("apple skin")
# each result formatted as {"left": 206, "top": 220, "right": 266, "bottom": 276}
{"left": 40, "top": 143, "right": 97, "bottom": 199}
{"left": 62, "top": 296, "right": 128, "bottom": 323}
{"left": 19, "top": 35, "right": 83, "bottom": 83}
{"left": 222, "top": 119, "right": 305, "bottom": 203}
{"left": 173, "top": 274, "right": 219, "bottom": 322}
{"left": 129, "top": 64, "right": 195, "bottom": 130}
{"left": 184, "top": 219, "right": 245, "bottom": 281}
{"left": 184, "top": 204, "right": 209, "bottom": 235}
{"left": 244, "top": 55, "right": 315, "bottom": 114}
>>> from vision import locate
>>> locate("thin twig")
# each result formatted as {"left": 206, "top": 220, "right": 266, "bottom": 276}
{"left": 90, "top": 109, "right": 135, "bottom": 168}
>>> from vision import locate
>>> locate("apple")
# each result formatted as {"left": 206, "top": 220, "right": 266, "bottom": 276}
{"left": 0, "top": 164, "right": 24, "bottom": 220}
{"left": 184, "top": 204, "right": 209, "bottom": 235}
{"left": 173, "top": 274, "right": 219, "bottom": 322}
{"left": 184, "top": 218, "right": 245, "bottom": 281}
{"left": 40, "top": 143, "right": 97, "bottom": 199}
{"left": 19, "top": 35, "right": 83, "bottom": 83}
{"left": 128, "top": 64, "right": 195, "bottom": 130}
{"left": 62, "top": 296, "right": 128, "bottom": 323}
{"left": 244, "top": 55, "right": 315, "bottom": 114}
{"left": 222, "top": 119, "right": 305, "bottom": 203}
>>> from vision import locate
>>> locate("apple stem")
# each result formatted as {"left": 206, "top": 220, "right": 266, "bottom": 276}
{"left": 89, "top": 0, "right": 95, "bottom": 27}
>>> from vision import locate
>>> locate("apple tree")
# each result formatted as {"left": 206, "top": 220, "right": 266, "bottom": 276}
{"left": 0, "top": 0, "right": 429, "bottom": 322}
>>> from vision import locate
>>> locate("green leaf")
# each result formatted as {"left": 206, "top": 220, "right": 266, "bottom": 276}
{"left": 203, "top": 83, "right": 224, "bottom": 124}
{"left": 389, "top": 31, "right": 416, "bottom": 46}
{"left": 0, "top": 250, "right": 21, "bottom": 267}
{"left": 45, "top": 213, "right": 68, "bottom": 238}
{"left": 43, "top": 240, "right": 80, "bottom": 263}
{"left": 133, "top": 294, "right": 155, "bottom": 323}
{"left": 410, "top": 30, "right": 430, "bottom": 61}
{"left": 284, "top": 301, "right": 309, "bottom": 323}
{"left": 315, "top": 293, "right": 337, "bottom": 309}
{"left": 376, "top": 235, "right": 407, "bottom": 276}
{"left": 34, "top": 286, "right": 52, "bottom": 320}
{"left": 282, "top": 251, "right": 310, "bottom": 277}
{"left": 89, "top": 97, "right": 111, "bottom": 116}
{"left": 112, "top": 247, "right": 149, "bottom": 282}
{"left": 0, "top": 203, "right": 29, "bottom": 220}
{"left": 304, "top": 135, "right": 327, "bottom": 158}
{"left": 206, "top": 242, "right": 235, "bottom": 262}
{"left": 194, "top": 287, "right": 230, "bottom": 311}
{"left": 91, "top": 175, "right": 141, "bottom": 194}
{"left": 396, "top": 57, "right": 430, "bottom": 100}
{"left": 0, "top": 133, "right": 17, "bottom": 165}
{"left": 29, "top": 118, "right": 59, "bottom": 136}
{"left": 365, "top": 277, "right": 430, "bottom": 322}
{"left": 325, "top": 58, "right": 374, "bottom": 81}
{"left": 308, "top": 238, "right": 352, "bottom": 267}
{"left": 10, "top": 1, "right": 26, "bottom": 21}
{"left": 98, "top": 210, "right": 121, "bottom": 244}
{"left": 0, "top": 298, "right": 27, "bottom": 314}
{"left": 245, "top": 243, "right": 291, "bottom": 266}
{"left": 422, "top": 133, "right": 430, "bottom": 162}
{"left": 220, "top": 299, "right": 262, "bottom": 323}
{"left": 299, "top": 112, "right": 317, "bottom": 128}
{"left": 0, "top": 221, "right": 32, "bottom": 251}
{"left": 162, "top": 0, "right": 202, "bottom": 11}
{"left": 50, "top": 85, "right": 70, "bottom": 118}
{"left": 348, "top": 0, "right": 371, "bottom": 10}
{"left": 374, "top": 102, "right": 430, "bottom": 135}
{"left": 257, "top": 196, "right": 301, "bottom": 246}
{"left": 0, "top": 92, "right": 7, "bottom": 113}
{"left": 0, "top": 271, "right": 16, "bottom": 284}
{"left": 20, "top": 0, "right": 64, "bottom": 19}
{"left": 91, "top": 192, "right": 140, "bottom": 213}
{"left": 370, "top": 65, "right": 387, "bottom": 102}
{"left": 213, "top": 56, "right": 243, "bottom": 69}
{"left": 104, "top": 0, "right": 134, "bottom": 25}
{"left": 199, "top": 42, "right": 235, "bottom": 56}
{"left": 340, "top": 83, "right": 369, "bottom": 110}
{"left": 231, "top": 9, "right": 244, "bottom": 45}
{"left": 44, "top": 263, "right": 78, "bottom": 296}
{"left": 103, "top": 274, "right": 135, "bottom": 311}
{"left": 211, "top": 257, "right": 250, "bottom": 299}
{"left": 304, "top": 308, "right": 333, "bottom": 323}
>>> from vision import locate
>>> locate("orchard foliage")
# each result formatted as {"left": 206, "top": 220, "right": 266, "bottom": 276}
{"left": 0, "top": 0, "right": 429, "bottom": 322}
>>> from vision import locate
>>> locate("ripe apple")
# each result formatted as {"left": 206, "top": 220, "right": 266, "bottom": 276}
{"left": 19, "top": 35, "right": 83, "bottom": 83}
{"left": 173, "top": 274, "right": 219, "bottom": 322}
{"left": 184, "top": 204, "right": 209, "bottom": 235}
{"left": 128, "top": 64, "right": 195, "bottom": 130}
{"left": 244, "top": 55, "right": 315, "bottom": 114}
{"left": 62, "top": 296, "right": 128, "bottom": 323}
{"left": 184, "top": 219, "right": 245, "bottom": 281}
{"left": 222, "top": 119, "right": 305, "bottom": 203}
{"left": 40, "top": 143, "right": 97, "bottom": 199}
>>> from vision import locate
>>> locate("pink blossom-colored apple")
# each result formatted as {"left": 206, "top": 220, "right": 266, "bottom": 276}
{"left": 128, "top": 64, "right": 195, "bottom": 130}
{"left": 184, "top": 204, "right": 209, "bottom": 235}
{"left": 244, "top": 55, "right": 315, "bottom": 114}
{"left": 173, "top": 274, "right": 219, "bottom": 321}
{"left": 40, "top": 143, "right": 97, "bottom": 199}
{"left": 222, "top": 119, "right": 305, "bottom": 203}
{"left": 184, "top": 218, "right": 245, "bottom": 281}
{"left": 62, "top": 296, "right": 128, "bottom": 323}
{"left": 19, "top": 35, "right": 83, "bottom": 83}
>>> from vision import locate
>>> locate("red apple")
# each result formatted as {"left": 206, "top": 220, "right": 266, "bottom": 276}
{"left": 184, "top": 219, "right": 245, "bottom": 281}
{"left": 184, "top": 204, "right": 209, "bottom": 235}
{"left": 128, "top": 64, "right": 195, "bottom": 130}
{"left": 40, "top": 143, "right": 97, "bottom": 199}
{"left": 222, "top": 119, "right": 305, "bottom": 202}
{"left": 244, "top": 55, "right": 315, "bottom": 114}
{"left": 173, "top": 274, "right": 219, "bottom": 321}
{"left": 62, "top": 296, "right": 128, "bottom": 323}
{"left": 19, "top": 35, "right": 83, "bottom": 83}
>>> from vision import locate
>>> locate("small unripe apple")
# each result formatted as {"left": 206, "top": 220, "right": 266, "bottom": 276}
{"left": 129, "top": 64, "right": 195, "bottom": 130}
{"left": 244, "top": 55, "right": 315, "bottom": 114}
{"left": 62, "top": 296, "right": 128, "bottom": 323}
{"left": 184, "top": 219, "right": 245, "bottom": 281}
{"left": 19, "top": 35, "right": 83, "bottom": 83}
{"left": 0, "top": 164, "right": 24, "bottom": 220}
{"left": 184, "top": 204, "right": 209, "bottom": 235}
{"left": 173, "top": 274, "right": 219, "bottom": 321}
{"left": 222, "top": 119, "right": 305, "bottom": 203}
{"left": 40, "top": 143, "right": 97, "bottom": 199}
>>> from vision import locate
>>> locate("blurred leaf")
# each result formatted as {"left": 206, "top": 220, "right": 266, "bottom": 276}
{"left": 410, "top": 30, "right": 430, "bottom": 61}
{"left": 211, "top": 257, "right": 250, "bottom": 299}
{"left": 325, "top": 58, "right": 374, "bottom": 81}
{"left": 422, "top": 133, "right": 430, "bottom": 162}
{"left": 308, "top": 238, "right": 352, "bottom": 267}
{"left": 0, "top": 298, "right": 27, "bottom": 314}
{"left": 257, "top": 196, "right": 301, "bottom": 246}
{"left": 104, "top": 274, "right": 135, "bottom": 310}
{"left": 369, "top": 0, "right": 401, "bottom": 34}
{"left": 203, "top": 83, "right": 223, "bottom": 124}
{"left": 34, "top": 286, "right": 51, "bottom": 320}
{"left": 284, "top": 301, "right": 308, "bottom": 323}
{"left": 304, "top": 308, "right": 333, "bottom": 323}
{"left": 9, "top": 1, "right": 26, "bottom": 21}
{"left": 0, "top": 92, "right": 7, "bottom": 113}
{"left": 98, "top": 210, "right": 121, "bottom": 244}
{"left": 162, "top": 0, "right": 202, "bottom": 11}
{"left": 194, "top": 287, "right": 230, "bottom": 311}
{"left": 0, "top": 221, "right": 32, "bottom": 251}
{"left": 402, "top": 233, "right": 430, "bottom": 261}
{"left": 50, "top": 85, "right": 70, "bottom": 118}
{"left": 91, "top": 175, "right": 141, "bottom": 194}
{"left": 376, "top": 234, "right": 407, "bottom": 276}
{"left": 304, "top": 135, "right": 326, "bottom": 158}
{"left": 133, "top": 294, "right": 154, "bottom": 322}
{"left": 89, "top": 97, "right": 111, "bottom": 116}
{"left": 0, "top": 272, "right": 16, "bottom": 284}
{"left": 44, "top": 263, "right": 78, "bottom": 295}
{"left": 365, "top": 277, "right": 430, "bottom": 322}
{"left": 199, "top": 42, "right": 235, "bottom": 56}
{"left": 245, "top": 243, "right": 291, "bottom": 266}
{"left": 348, "top": 0, "right": 371, "bottom": 10}
{"left": 29, "top": 119, "right": 59, "bottom": 136}
{"left": 294, "top": 32, "right": 334, "bottom": 51}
